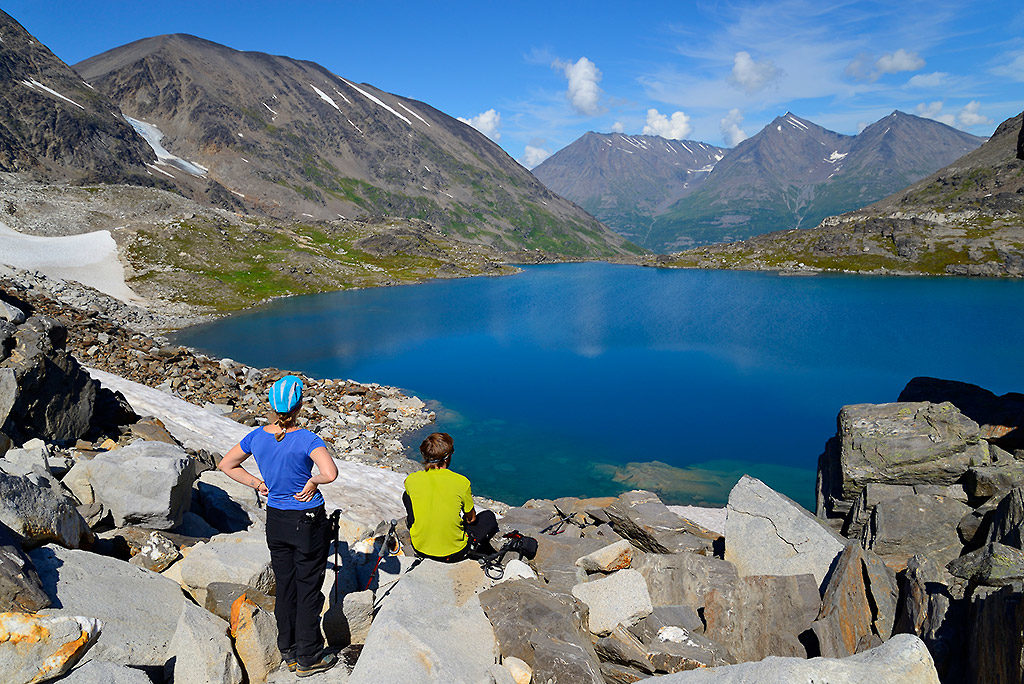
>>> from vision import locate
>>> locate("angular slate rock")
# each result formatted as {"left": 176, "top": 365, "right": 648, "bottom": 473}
{"left": 531, "top": 633, "right": 603, "bottom": 684}
{"left": 898, "top": 376, "right": 1024, "bottom": 448}
{"left": 645, "top": 625, "right": 732, "bottom": 673}
{"left": 0, "top": 471, "right": 92, "bottom": 549}
{"left": 167, "top": 601, "right": 243, "bottom": 684}
{"left": 862, "top": 493, "right": 971, "bottom": 569}
{"left": 0, "top": 521, "right": 50, "bottom": 612}
{"left": 575, "top": 539, "right": 634, "bottom": 573}
{"left": 892, "top": 554, "right": 965, "bottom": 682}
{"left": 811, "top": 544, "right": 888, "bottom": 657}
{"left": 628, "top": 605, "right": 705, "bottom": 644}
{"left": 179, "top": 530, "right": 274, "bottom": 605}
{"left": 532, "top": 534, "right": 606, "bottom": 594}
{"left": 968, "top": 581, "right": 1024, "bottom": 684}
{"left": 594, "top": 625, "right": 654, "bottom": 674}
{"left": 948, "top": 542, "right": 1024, "bottom": 586}
{"left": 817, "top": 401, "right": 987, "bottom": 519}
{"left": 632, "top": 550, "right": 738, "bottom": 610}
{"left": 230, "top": 593, "right": 281, "bottom": 684}
{"left": 604, "top": 491, "right": 716, "bottom": 555}
{"left": 479, "top": 579, "right": 602, "bottom": 681}
{"left": 704, "top": 573, "right": 820, "bottom": 662}
{"left": 726, "top": 475, "right": 844, "bottom": 590}
{"left": 983, "top": 487, "right": 1024, "bottom": 548}
{"left": 967, "top": 464, "right": 1024, "bottom": 499}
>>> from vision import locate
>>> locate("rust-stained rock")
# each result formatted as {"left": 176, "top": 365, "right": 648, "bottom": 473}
{"left": 0, "top": 612, "right": 101, "bottom": 684}
{"left": 576, "top": 539, "right": 635, "bottom": 573}
{"left": 230, "top": 593, "right": 280, "bottom": 684}
{"left": 811, "top": 544, "right": 874, "bottom": 657}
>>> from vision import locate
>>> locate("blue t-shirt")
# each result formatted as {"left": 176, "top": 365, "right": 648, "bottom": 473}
{"left": 239, "top": 427, "right": 327, "bottom": 510}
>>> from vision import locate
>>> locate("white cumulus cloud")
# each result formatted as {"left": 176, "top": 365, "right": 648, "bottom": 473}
{"left": 642, "top": 109, "right": 692, "bottom": 139}
{"left": 915, "top": 100, "right": 991, "bottom": 129}
{"left": 552, "top": 57, "right": 603, "bottom": 116}
{"left": 521, "top": 146, "right": 551, "bottom": 169}
{"left": 719, "top": 108, "right": 747, "bottom": 146}
{"left": 905, "top": 72, "right": 947, "bottom": 88}
{"left": 457, "top": 109, "right": 501, "bottom": 141}
{"left": 611, "top": 121, "right": 624, "bottom": 133}
{"left": 956, "top": 101, "right": 992, "bottom": 128}
{"left": 876, "top": 49, "right": 925, "bottom": 74}
{"left": 729, "top": 51, "right": 782, "bottom": 93}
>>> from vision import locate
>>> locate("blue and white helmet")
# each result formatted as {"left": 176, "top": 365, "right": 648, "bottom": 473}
{"left": 269, "top": 375, "right": 303, "bottom": 413}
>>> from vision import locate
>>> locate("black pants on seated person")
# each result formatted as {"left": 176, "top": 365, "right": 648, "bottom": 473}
{"left": 412, "top": 510, "right": 499, "bottom": 563}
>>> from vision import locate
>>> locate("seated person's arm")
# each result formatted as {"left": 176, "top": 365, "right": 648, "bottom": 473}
{"left": 463, "top": 507, "right": 476, "bottom": 524}
{"left": 403, "top": 491, "right": 415, "bottom": 528}
{"left": 462, "top": 479, "right": 476, "bottom": 523}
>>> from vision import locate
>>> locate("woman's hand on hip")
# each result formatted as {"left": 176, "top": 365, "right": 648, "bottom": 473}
{"left": 294, "top": 479, "right": 319, "bottom": 502}
{"left": 257, "top": 481, "right": 269, "bottom": 496}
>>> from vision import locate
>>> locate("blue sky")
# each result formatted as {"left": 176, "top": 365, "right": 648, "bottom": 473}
{"left": 7, "top": 1, "right": 1023, "bottom": 167}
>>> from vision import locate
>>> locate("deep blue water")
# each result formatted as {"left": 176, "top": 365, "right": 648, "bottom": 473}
{"left": 175, "top": 264, "right": 1024, "bottom": 509}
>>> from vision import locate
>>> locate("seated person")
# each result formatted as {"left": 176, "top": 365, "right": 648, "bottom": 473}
{"left": 403, "top": 432, "right": 497, "bottom": 562}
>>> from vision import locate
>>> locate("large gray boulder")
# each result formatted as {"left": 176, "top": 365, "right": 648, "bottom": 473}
{"left": 641, "top": 633, "right": 939, "bottom": 683}
{"left": 0, "top": 316, "right": 98, "bottom": 444}
{"left": 350, "top": 560, "right": 498, "bottom": 683}
{"left": 193, "top": 470, "right": 266, "bottom": 533}
{"left": 862, "top": 493, "right": 970, "bottom": 569}
{"left": 704, "top": 573, "right": 820, "bottom": 662}
{"left": 178, "top": 530, "right": 274, "bottom": 605}
{"left": 166, "top": 601, "right": 243, "bottom": 684}
{"left": 28, "top": 544, "right": 189, "bottom": 667}
{"left": 0, "top": 612, "right": 101, "bottom": 683}
{"left": 80, "top": 440, "right": 196, "bottom": 530}
{"left": 725, "top": 475, "right": 844, "bottom": 590}
{"left": 633, "top": 550, "right": 738, "bottom": 610}
{"left": 0, "top": 521, "right": 50, "bottom": 612}
{"left": 479, "top": 579, "right": 603, "bottom": 684}
{"left": 817, "top": 401, "right": 988, "bottom": 520}
{"left": 604, "top": 491, "right": 716, "bottom": 554}
{"left": 0, "top": 471, "right": 92, "bottom": 549}
{"left": 571, "top": 569, "right": 653, "bottom": 636}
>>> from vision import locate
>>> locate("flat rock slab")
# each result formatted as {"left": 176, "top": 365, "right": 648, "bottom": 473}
{"left": 862, "top": 493, "right": 970, "bottom": 570}
{"left": 572, "top": 569, "right": 653, "bottom": 636}
{"left": 28, "top": 544, "right": 188, "bottom": 667}
{"left": 56, "top": 660, "right": 154, "bottom": 683}
{"left": 639, "top": 633, "right": 939, "bottom": 683}
{"left": 633, "top": 550, "right": 738, "bottom": 610}
{"left": 179, "top": 531, "right": 274, "bottom": 604}
{"left": 725, "top": 475, "right": 844, "bottom": 590}
{"left": 666, "top": 506, "right": 726, "bottom": 536}
{"left": 704, "top": 573, "right": 820, "bottom": 662}
{"left": 350, "top": 560, "right": 497, "bottom": 683}
{"left": 479, "top": 579, "right": 602, "bottom": 683}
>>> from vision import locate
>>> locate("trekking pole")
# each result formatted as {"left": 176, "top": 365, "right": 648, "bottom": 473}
{"left": 365, "top": 519, "right": 400, "bottom": 591}
{"left": 330, "top": 509, "right": 342, "bottom": 606}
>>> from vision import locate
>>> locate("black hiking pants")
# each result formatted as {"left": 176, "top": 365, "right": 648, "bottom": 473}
{"left": 265, "top": 504, "right": 330, "bottom": 666}
{"left": 410, "top": 509, "right": 500, "bottom": 562}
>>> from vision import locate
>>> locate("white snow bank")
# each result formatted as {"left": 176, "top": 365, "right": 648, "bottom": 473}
{"left": 310, "top": 84, "right": 341, "bottom": 111}
{"left": 125, "top": 116, "right": 208, "bottom": 177}
{"left": 0, "top": 221, "right": 142, "bottom": 304}
{"left": 20, "top": 79, "right": 84, "bottom": 109}
{"left": 339, "top": 77, "right": 411, "bottom": 125}
{"left": 86, "top": 368, "right": 408, "bottom": 538}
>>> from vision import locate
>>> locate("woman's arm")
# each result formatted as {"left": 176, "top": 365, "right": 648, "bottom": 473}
{"left": 294, "top": 446, "right": 339, "bottom": 502}
{"left": 218, "top": 444, "right": 269, "bottom": 495}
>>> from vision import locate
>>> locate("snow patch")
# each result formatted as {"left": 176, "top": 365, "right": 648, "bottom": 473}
{"left": 339, "top": 77, "right": 411, "bottom": 125}
{"left": 787, "top": 116, "right": 809, "bottom": 131}
{"left": 0, "top": 221, "right": 142, "bottom": 304}
{"left": 263, "top": 102, "right": 278, "bottom": 117}
{"left": 680, "top": 142, "right": 693, "bottom": 154}
{"left": 396, "top": 101, "right": 430, "bottom": 126}
{"left": 310, "top": 84, "right": 341, "bottom": 111}
{"left": 146, "top": 163, "right": 175, "bottom": 179}
{"left": 776, "top": 125, "right": 782, "bottom": 131}
{"left": 20, "top": 79, "right": 84, "bottom": 109}
{"left": 241, "top": 158, "right": 250, "bottom": 163}
{"left": 332, "top": 87, "right": 352, "bottom": 105}
{"left": 231, "top": 190, "right": 245, "bottom": 198}
{"left": 126, "top": 116, "right": 208, "bottom": 176}
{"left": 346, "top": 118, "right": 364, "bottom": 134}
{"left": 827, "top": 150, "right": 848, "bottom": 163}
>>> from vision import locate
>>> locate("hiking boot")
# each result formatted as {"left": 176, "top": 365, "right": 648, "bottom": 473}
{"left": 296, "top": 651, "right": 338, "bottom": 678}
{"left": 281, "top": 650, "right": 297, "bottom": 672}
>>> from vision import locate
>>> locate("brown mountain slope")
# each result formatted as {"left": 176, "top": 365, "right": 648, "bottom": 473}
{"left": 660, "top": 111, "right": 1024, "bottom": 277}
{"left": 0, "top": 10, "right": 153, "bottom": 181}
{"left": 75, "top": 34, "right": 640, "bottom": 257}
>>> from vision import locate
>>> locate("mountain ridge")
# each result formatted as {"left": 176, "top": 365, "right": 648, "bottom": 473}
{"left": 74, "top": 32, "right": 640, "bottom": 257}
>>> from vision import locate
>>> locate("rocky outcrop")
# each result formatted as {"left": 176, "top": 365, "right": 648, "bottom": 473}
{"left": 644, "top": 634, "right": 939, "bottom": 683}
{"left": 726, "top": 474, "right": 844, "bottom": 589}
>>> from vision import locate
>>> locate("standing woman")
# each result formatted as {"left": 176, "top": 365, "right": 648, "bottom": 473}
{"left": 218, "top": 375, "right": 339, "bottom": 678}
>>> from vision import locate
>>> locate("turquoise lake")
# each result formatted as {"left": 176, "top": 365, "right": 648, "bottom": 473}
{"left": 176, "top": 264, "right": 1024, "bottom": 509}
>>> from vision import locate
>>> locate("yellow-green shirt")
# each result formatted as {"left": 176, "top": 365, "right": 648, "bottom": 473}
{"left": 404, "top": 468, "right": 474, "bottom": 557}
